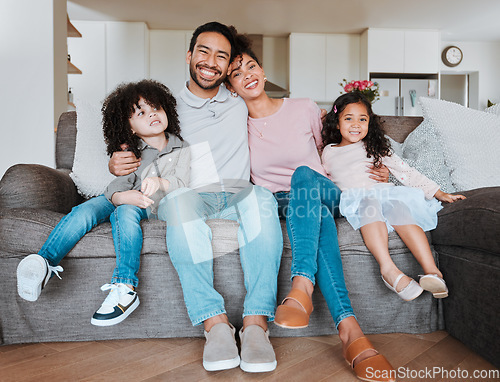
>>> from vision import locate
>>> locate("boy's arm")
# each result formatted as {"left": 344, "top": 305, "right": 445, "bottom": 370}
{"left": 104, "top": 172, "right": 153, "bottom": 208}
{"left": 111, "top": 190, "right": 154, "bottom": 208}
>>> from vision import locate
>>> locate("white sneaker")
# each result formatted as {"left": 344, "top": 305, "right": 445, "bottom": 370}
{"left": 17, "top": 254, "right": 63, "bottom": 301}
{"left": 91, "top": 283, "right": 140, "bottom": 326}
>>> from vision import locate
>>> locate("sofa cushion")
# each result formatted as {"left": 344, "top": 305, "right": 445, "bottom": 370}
{"left": 386, "top": 120, "right": 455, "bottom": 193}
{"left": 432, "top": 187, "right": 500, "bottom": 255}
{"left": 70, "top": 99, "right": 115, "bottom": 198}
{"left": 0, "top": 165, "right": 82, "bottom": 214}
{"left": 420, "top": 97, "right": 500, "bottom": 191}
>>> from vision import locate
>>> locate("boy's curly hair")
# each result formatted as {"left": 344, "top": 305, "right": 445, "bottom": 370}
{"left": 102, "top": 79, "right": 181, "bottom": 159}
{"left": 322, "top": 92, "right": 391, "bottom": 167}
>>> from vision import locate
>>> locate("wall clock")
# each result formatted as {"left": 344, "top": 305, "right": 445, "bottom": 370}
{"left": 442, "top": 46, "right": 463, "bottom": 67}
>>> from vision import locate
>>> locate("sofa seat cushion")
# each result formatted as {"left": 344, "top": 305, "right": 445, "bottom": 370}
{"left": 1, "top": 209, "right": 426, "bottom": 260}
{"left": 432, "top": 187, "right": 500, "bottom": 256}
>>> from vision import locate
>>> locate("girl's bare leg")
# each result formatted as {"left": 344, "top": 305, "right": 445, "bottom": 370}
{"left": 392, "top": 224, "right": 442, "bottom": 277}
{"left": 360, "top": 222, "right": 411, "bottom": 291}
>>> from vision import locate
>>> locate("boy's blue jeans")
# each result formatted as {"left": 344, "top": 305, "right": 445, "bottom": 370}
{"left": 274, "top": 166, "right": 356, "bottom": 328}
{"left": 157, "top": 185, "right": 283, "bottom": 326}
{"left": 38, "top": 195, "right": 148, "bottom": 287}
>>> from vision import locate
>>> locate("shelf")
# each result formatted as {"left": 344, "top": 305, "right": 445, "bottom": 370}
{"left": 68, "top": 60, "right": 82, "bottom": 74}
{"left": 67, "top": 16, "right": 82, "bottom": 38}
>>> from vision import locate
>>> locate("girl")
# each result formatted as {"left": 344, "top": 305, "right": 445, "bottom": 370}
{"left": 17, "top": 79, "right": 190, "bottom": 326}
{"left": 322, "top": 92, "right": 465, "bottom": 302}
{"left": 226, "top": 35, "right": 395, "bottom": 382}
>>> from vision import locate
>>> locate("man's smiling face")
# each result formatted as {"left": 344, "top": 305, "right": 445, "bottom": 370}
{"left": 187, "top": 31, "right": 232, "bottom": 96}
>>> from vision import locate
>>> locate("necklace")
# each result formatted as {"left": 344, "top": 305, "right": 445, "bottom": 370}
{"left": 253, "top": 121, "right": 267, "bottom": 139}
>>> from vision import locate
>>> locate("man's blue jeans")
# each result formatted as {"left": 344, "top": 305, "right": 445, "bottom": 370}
{"left": 38, "top": 195, "right": 148, "bottom": 287}
{"left": 157, "top": 185, "right": 283, "bottom": 326}
{"left": 274, "top": 166, "right": 355, "bottom": 328}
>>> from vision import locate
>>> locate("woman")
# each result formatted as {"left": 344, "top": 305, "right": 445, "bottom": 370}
{"left": 225, "top": 35, "right": 395, "bottom": 382}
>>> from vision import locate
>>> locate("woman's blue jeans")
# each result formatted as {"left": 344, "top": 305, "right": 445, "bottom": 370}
{"left": 274, "top": 166, "right": 355, "bottom": 328}
{"left": 157, "top": 185, "right": 283, "bottom": 326}
{"left": 38, "top": 194, "right": 148, "bottom": 287}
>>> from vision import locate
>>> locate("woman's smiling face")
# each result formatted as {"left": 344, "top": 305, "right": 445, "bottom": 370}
{"left": 227, "top": 53, "right": 266, "bottom": 101}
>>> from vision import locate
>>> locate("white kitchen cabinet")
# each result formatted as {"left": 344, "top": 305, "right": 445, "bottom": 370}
{"left": 68, "top": 21, "right": 149, "bottom": 105}
{"left": 325, "top": 34, "right": 361, "bottom": 102}
{"left": 150, "top": 30, "right": 193, "bottom": 94}
{"left": 404, "top": 31, "right": 439, "bottom": 73}
{"left": 289, "top": 33, "right": 360, "bottom": 103}
{"left": 362, "top": 28, "right": 440, "bottom": 75}
{"left": 289, "top": 33, "right": 326, "bottom": 101}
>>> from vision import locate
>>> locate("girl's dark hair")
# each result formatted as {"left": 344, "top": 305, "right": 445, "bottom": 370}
{"left": 322, "top": 92, "right": 391, "bottom": 167}
{"left": 102, "top": 79, "right": 181, "bottom": 159}
{"left": 189, "top": 21, "right": 239, "bottom": 63}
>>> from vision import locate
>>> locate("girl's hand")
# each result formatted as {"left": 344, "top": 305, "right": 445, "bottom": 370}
{"left": 111, "top": 190, "right": 154, "bottom": 209}
{"left": 109, "top": 144, "right": 141, "bottom": 176}
{"left": 434, "top": 190, "right": 466, "bottom": 203}
{"left": 367, "top": 164, "right": 390, "bottom": 183}
{"left": 141, "top": 177, "right": 161, "bottom": 197}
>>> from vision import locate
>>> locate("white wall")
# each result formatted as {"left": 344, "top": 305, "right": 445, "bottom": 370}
{"left": 440, "top": 41, "right": 500, "bottom": 110}
{"left": 149, "top": 30, "right": 192, "bottom": 94}
{"left": 68, "top": 21, "right": 150, "bottom": 106}
{"left": 0, "top": 0, "right": 67, "bottom": 178}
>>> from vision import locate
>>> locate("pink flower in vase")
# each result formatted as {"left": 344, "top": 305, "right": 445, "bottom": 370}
{"left": 344, "top": 83, "right": 354, "bottom": 92}
{"left": 353, "top": 81, "right": 361, "bottom": 89}
{"left": 359, "top": 84, "right": 366, "bottom": 91}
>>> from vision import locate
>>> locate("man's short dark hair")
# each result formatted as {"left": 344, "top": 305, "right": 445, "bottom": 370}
{"left": 189, "top": 21, "right": 238, "bottom": 62}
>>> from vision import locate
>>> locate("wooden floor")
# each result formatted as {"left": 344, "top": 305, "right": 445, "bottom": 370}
{"left": 0, "top": 331, "right": 498, "bottom": 381}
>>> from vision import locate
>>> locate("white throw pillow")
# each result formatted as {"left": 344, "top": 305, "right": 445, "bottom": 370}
{"left": 419, "top": 97, "right": 500, "bottom": 191}
{"left": 70, "top": 99, "right": 115, "bottom": 198}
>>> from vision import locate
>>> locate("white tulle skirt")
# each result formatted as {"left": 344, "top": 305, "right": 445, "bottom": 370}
{"left": 339, "top": 184, "right": 443, "bottom": 233}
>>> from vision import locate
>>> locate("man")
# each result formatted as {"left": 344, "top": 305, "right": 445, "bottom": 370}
{"left": 110, "top": 21, "right": 282, "bottom": 373}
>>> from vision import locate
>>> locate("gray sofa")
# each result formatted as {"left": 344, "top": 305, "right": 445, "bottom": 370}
{"left": 1, "top": 112, "right": 498, "bottom": 368}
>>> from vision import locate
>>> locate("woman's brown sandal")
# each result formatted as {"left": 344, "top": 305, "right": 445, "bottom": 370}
{"left": 345, "top": 337, "right": 396, "bottom": 382}
{"left": 274, "top": 288, "right": 313, "bottom": 329}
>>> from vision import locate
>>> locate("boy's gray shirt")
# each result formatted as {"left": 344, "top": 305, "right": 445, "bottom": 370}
{"left": 104, "top": 134, "right": 190, "bottom": 207}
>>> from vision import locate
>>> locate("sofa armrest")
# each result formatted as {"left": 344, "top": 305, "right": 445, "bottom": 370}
{"left": 432, "top": 187, "right": 500, "bottom": 255}
{"left": 0, "top": 164, "right": 83, "bottom": 213}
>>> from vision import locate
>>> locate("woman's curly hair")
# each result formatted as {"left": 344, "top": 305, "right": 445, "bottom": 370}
{"left": 102, "top": 79, "right": 181, "bottom": 159}
{"left": 224, "top": 33, "right": 261, "bottom": 86}
{"left": 322, "top": 92, "right": 391, "bottom": 167}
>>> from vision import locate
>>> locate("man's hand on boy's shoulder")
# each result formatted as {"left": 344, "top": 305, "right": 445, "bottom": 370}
{"left": 109, "top": 144, "right": 141, "bottom": 177}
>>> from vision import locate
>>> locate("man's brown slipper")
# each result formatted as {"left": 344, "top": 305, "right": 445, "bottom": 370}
{"left": 345, "top": 337, "right": 396, "bottom": 382}
{"left": 273, "top": 288, "right": 313, "bottom": 329}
